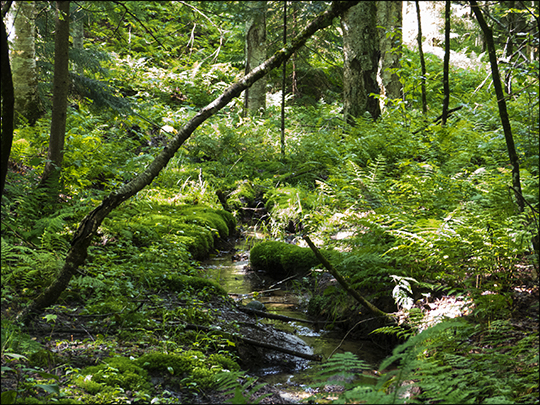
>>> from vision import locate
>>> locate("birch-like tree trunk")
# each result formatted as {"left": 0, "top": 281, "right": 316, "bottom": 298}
{"left": 17, "top": 0, "right": 360, "bottom": 324}
{"left": 40, "top": 1, "right": 70, "bottom": 189}
{"left": 341, "top": 1, "right": 381, "bottom": 124}
{"left": 10, "top": 0, "right": 41, "bottom": 125}
{"left": 377, "top": 0, "right": 402, "bottom": 108}
{"left": 244, "top": 1, "right": 267, "bottom": 115}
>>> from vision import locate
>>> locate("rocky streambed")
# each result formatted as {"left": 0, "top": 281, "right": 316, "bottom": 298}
{"left": 202, "top": 233, "right": 389, "bottom": 402}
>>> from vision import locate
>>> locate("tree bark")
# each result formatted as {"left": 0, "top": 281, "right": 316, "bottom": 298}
{"left": 10, "top": 0, "right": 42, "bottom": 126}
{"left": 377, "top": 0, "right": 402, "bottom": 107}
{"left": 302, "top": 234, "right": 393, "bottom": 323}
{"left": 441, "top": 1, "right": 451, "bottom": 125}
{"left": 469, "top": 0, "right": 524, "bottom": 213}
{"left": 244, "top": 1, "right": 267, "bottom": 115}
{"left": 17, "top": 1, "right": 361, "bottom": 325}
{"left": 415, "top": 0, "right": 427, "bottom": 114}
{"left": 40, "top": 1, "right": 70, "bottom": 189}
{"left": 341, "top": 1, "right": 381, "bottom": 124}
{"left": 280, "top": 0, "right": 287, "bottom": 156}
{"left": 1, "top": 6, "right": 15, "bottom": 198}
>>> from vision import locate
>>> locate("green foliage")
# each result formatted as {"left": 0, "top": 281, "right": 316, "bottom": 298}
{"left": 306, "top": 319, "right": 539, "bottom": 404}
{"left": 214, "top": 371, "right": 271, "bottom": 404}
{"left": 250, "top": 241, "right": 339, "bottom": 278}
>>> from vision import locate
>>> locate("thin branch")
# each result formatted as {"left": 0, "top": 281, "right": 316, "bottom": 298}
{"left": 112, "top": 1, "right": 164, "bottom": 49}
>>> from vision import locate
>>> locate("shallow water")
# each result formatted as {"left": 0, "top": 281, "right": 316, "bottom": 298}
{"left": 203, "top": 236, "right": 388, "bottom": 399}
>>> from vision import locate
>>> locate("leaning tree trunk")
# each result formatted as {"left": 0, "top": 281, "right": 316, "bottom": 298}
{"left": 441, "top": 0, "right": 451, "bottom": 125}
{"left": 1, "top": 4, "right": 15, "bottom": 198}
{"left": 10, "top": 0, "right": 42, "bottom": 126}
{"left": 341, "top": 1, "right": 381, "bottom": 124}
{"left": 17, "top": 0, "right": 361, "bottom": 325}
{"left": 469, "top": 0, "right": 524, "bottom": 214}
{"left": 377, "top": 0, "right": 402, "bottom": 107}
{"left": 39, "top": 1, "right": 70, "bottom": 191}
{"left": 244, "top": 0, "right": 267, "bottom": 116}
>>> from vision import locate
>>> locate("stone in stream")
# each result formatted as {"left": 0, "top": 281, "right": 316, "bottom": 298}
{"left": 245, "top": 300, "right": 267, "bottom": 312}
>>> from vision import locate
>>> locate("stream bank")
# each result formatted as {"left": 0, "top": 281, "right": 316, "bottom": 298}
{"left": 202, "top": 231, "right": 391, "bottom": 401}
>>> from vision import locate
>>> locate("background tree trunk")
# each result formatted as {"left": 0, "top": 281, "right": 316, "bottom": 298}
{"left": 441, "top": 1, "right": 451, "bottom": 125}
{"left": 39, "top": 1, "right": 70, "bottom": 190}
{"left": 17, "top": 0, "right": 361, "bottom": 324}
{"left": 1, "top": 7, "right": 15, "bottom": 198}
{"left": 10, "top": 0, "right": 42, "bottom": 126}
{"left": 415, "top": 0, "right": 427, "bottom": 114}
{"left": 377, "top": 0, "right": 402, "bottom": 108}
{"left": 244, "top": 1, "right": 267, "bottom": 116}
{"left": 341, "top": 2, "right": 381, "bottom": 124}
{"left": 469, "top": 0, "right": 524, "bottom": 214}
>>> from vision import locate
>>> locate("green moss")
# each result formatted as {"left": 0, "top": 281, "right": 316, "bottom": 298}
{"left": 136, "top": 350, "right": 238, "bottom": 391}
{"left": 159, "top": 274, "right": 227, "bottom": 296}
{"left": 228, "top": 180, "right": 256, "bottom": 209}
{"left": 75, "top": 356, "right": 151, "bottom": 395}
{"left": 250, "top": 241, "right": 340, "bottom": 278}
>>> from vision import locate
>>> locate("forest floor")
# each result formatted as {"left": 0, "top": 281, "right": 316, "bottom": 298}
{"left": 2, "top": 257, "right": 537, "bottom": 404}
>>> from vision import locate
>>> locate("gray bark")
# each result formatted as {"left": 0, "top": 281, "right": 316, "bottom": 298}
{"left": 377, "top": 1, "right": 402, "bottom": 107}
{"left": 1, "top": 3, "right": 15, "bottom": 197}
{"left": 469, "top": 1, "right": 524, "bottom": 214}
{"left": 40, "top": 1, "right": 70, "bottom": 188}
{"left": 341, "top": 1, "right": 381, "bottom": 124}
{"left": 441, "top": 1, "right": 451, "bottom": 125}
{"left": 10, "top": 0, "right": 41, "bottom": 125}
{"left": 17, "top": 1, "right": 361, "bottom": 324}
{"left": 244, "top": 1, "right": 267, "bottom": 115}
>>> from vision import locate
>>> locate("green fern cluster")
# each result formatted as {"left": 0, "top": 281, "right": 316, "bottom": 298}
{"left": 307, "top": 319, "right": 539, "bottom": 404}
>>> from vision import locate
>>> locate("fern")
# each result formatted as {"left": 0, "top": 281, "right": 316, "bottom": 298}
{"left": 310, "top": 352, "right": 373, "bottom": 390}
{"left": 213, "top": 371, "right": 271, "bottom": 404}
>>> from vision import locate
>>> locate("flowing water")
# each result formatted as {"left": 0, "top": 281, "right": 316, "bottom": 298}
{"left": 203, "top": 234, "right": 389, "bottom": 401}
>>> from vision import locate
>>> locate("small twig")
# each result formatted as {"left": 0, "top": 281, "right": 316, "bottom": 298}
{"left": 329, "top": 317, "right": 377, "bottom": 359}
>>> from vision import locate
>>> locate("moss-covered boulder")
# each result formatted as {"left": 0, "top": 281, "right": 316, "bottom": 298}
{"left": 250, "top": 241, "right": 340, "bottom": 278}
{"left": 74, "top": 356, "right": 152, "bottom": 395}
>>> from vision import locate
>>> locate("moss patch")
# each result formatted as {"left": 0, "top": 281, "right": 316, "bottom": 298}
{"left": 75, "top": 356, "right": 152, "bottom": 395}
{"left": 250, "top": 241, "right": 340, "bottom": 278}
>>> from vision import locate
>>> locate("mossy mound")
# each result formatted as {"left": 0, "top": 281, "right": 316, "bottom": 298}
{"left": 103, "top": 203, "right": 236, "bottom": 260}
{"left": 159, "top": 274, "right": 228, "bottom": 297}
{"left": 74, "top": 356, "right": 152, "bottom": 396}
{"left": 250, "top": 241, "right": 340, "bottom": 278}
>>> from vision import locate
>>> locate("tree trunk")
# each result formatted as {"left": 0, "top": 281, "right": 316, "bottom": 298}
{"left": 17, "top": 0, "right": 361, "bottom": 325}
{"left": 415, "top": 0, "right": 427, "bottom": 114}
{"left": 341, "top": 1, "right": 381, "bottom": 124}
{"left": 281, "top": 0, "right": 287, "bottom": 157}
{"left": 441, "top": 1, "right": 451, "bottom": 125}
{"left": 244, "top": 1, "right": 267, "bottom": 116}
{"left": 10, "top": 0, "right": 42, "bottom": 126}
{"left": 1, "top": 6, "right": 15, "bottom": 198}
{"left": 39, "top": 1, "right": 70, "bottom": 190}
{"left": 377, "top": 0, "right": 402, "bottom": 108}
{"left": 303, "top": 235, "right": 393, "bottom": 323}
{"left": 469, "top": 0, "right": 524, "bottom": 214}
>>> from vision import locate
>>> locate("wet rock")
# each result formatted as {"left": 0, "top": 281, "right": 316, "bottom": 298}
{"left": 246, "top": 300, "right": 267, "bottom": 312}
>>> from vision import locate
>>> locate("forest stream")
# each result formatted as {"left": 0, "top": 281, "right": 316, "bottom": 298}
{"left": 202, "top": 229, "right": 389, "bottom": 402}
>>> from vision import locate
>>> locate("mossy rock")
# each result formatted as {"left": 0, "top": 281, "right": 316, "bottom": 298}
{"left": 160, "top": 274, "right": 228, "bottom": 296}
{"left": 250, "top": 241, "right": 340, "bottom": 278}
{"left": 245, "top": 300, "right": 266, "bottom": 311}
{"left": 75, "top": 356, "right": 152, "bottom": 395}
{"left": 136, "top": 351, "right": 239, "bottom": 390}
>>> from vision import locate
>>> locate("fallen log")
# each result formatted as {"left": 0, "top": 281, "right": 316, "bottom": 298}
{"left": 236, "top": 306, "right": 316, "bottom": 325}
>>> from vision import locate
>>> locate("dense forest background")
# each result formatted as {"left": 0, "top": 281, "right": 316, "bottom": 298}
{"left": 1, "top": 1, "right": 538, "bottom": 404}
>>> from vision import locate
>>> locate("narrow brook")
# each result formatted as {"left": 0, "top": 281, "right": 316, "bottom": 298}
{"left": 203, "top": 232, "right": 389, "bottom": 402}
